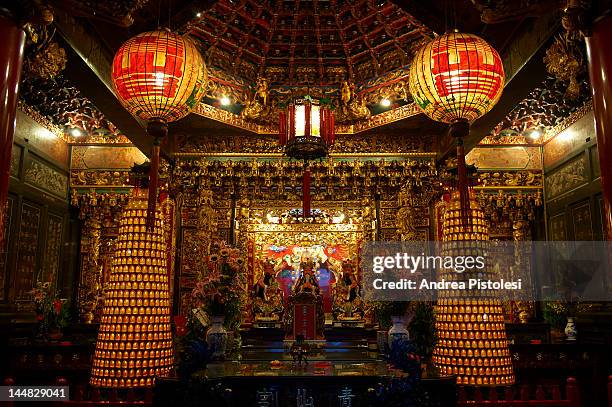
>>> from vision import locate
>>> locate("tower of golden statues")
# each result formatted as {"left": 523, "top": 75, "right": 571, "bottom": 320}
{"left": 432, "top": 190, "right": 515, "bottom": 386}
{"left": 90, "top": 191, "right": 173, "bottom": 388}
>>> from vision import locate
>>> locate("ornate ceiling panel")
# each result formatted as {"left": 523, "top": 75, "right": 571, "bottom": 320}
{"left": 185, "top": 0, "right": 431, "bottom": 86}
{"left": 19, "top": 74, "right": 130, "bottom": 144}
{"left": 179, "top": 0, "right": 433, "bottom": 129}
{"left": 175, "top": 127, "right": 435, "bottom": 155}
{"left": 481, "top": 76, "right": 592, "bottom": 145}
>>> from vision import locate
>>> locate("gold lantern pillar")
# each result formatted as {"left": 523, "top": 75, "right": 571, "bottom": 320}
{"left": 432, "top": 191, "right": 515, "bottom": 386}
{"left": 90, "top": 188, "right": 174, "bottom": 388}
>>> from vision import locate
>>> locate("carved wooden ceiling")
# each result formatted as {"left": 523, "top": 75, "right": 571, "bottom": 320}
{"left": 38, "top": 0, "right": 557, "bottom": 151}
{"left": 184, "top": 0, "right": 431, "bottom": 86}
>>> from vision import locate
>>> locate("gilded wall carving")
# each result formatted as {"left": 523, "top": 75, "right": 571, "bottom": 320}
{"left": 72, "top": 186, "right": 179, "bottom": 321}
{"left": 14, "top": 202, "right": 41, "bottom": 309}
{"left": 177, "top": 131, "right": 435, "bottom": 155}
{"left": 0, "top": 198, "right": 13, "bottom": 302}
{"left": 40, "top": 214, "right": 63, "bottom": 286}
{"left": 477, "top": 171, "right": 543, "bottom": 188}
{"left": 176, "top": 187, "right": 229, "bottom": 314}
{"left": 543, "top": 109, "right": 595, "bottom": 169}
{"left": 171, "top": 158, "right": 438, "bottom": 203}
{"left": 73, "top": 194, "right": 129, "bottom": 322}
{"left": 71, "top": 146, "right": 148, "bottom": 170}
{"left": 10, "top": 145, "right": 21, "bottom": 178}
{"left": 70, "top": 170, "right": 131, "bottom": 187}
{"left": 545, "top": 156, "right": 588, "bottom": 199}
{"left": 24, "top": 158, "right": 68, "bottom": 197}
{"left": 467, "top": 147, "right": 542, "bottom": 170}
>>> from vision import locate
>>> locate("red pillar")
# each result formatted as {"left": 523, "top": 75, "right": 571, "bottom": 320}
{"left": 0, "top": 13, "right": 26, "bottom": 244}
{"left": 586, "top": 15, "right": 612, "bottom": 240}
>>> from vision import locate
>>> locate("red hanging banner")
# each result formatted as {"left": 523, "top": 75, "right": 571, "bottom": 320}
{"left": 303, "top": 166, "right": 311, "bottom": 217}
{"left": 288, "top": 104, "right": 296, "bottom": 140}
{"left": 279, "top": 111, "right": 287, "bottom": 145}
{"left": 304, "top": 101, "right": 311, "bottom": 138}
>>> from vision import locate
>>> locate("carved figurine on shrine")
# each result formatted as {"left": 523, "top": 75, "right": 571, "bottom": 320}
{"left": 284, "top": 259, "right": 325, "bottom": 339}
{"left": 241, "top": 77, "right": 272, "bottom": 121}
{"left": 253, "top": 259, "right": 275, "bottom": 300}
{"left": 252, "top": 259, "right": 284, "bottom": 327}
{"left": 332, "top": 261, "right": 365, "bottom": 325}
{"left": 253, "top": 286, "right": 284, "bottom": 327}
{"left": 255, "top": 76, "right": 269, "bottom": 106}
{"left": 397, "top": 188, "right": 417, "bottom": 241}
{"left": 340, "top": 81, "right": 352, "bottom": 107}
{"left": 293, "top": 259, "right": 320, "bottom": 295}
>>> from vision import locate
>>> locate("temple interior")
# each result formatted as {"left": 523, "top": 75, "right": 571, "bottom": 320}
{"left": 1, "top": 0, "right": 612, "bottom": 406}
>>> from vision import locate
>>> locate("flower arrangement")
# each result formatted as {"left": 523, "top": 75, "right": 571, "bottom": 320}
{"left": 542, "top": 301, "right": 570, "bottom": 330}
{"left": 408, "top": 302, "right": 437, "bottom": 363}
{"left": 191, "top": 242, "right": 247, "bottom": 330}
{"left": 30, "top": 281, "right": 69, "bottom": 333}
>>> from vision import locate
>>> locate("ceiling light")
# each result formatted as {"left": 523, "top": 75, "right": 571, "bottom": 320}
{"left": 69, "top": 128, "right": 83, "bottom": 137}
{"left": 559, "top": 129, "right": 574, "bottom": 142}
{"left": 220, "top": 96, "right": 231, "bottom": 106}
{"left": 528, "top": 129, "right": 541, "bottom": 140}
{"left": 526, "top": 127, "right": 545, "bottom": 141}
{"left": 380, "top": 98, "right": 391, "bottom": 107}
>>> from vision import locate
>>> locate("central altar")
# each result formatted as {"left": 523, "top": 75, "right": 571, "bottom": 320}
{"left": 236, "top": 201, "right": 374, "bottom": 335}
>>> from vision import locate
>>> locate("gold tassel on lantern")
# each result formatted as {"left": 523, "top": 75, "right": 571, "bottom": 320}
{"left": 90, "top": 189, "right": 173, "bottom": 388}
{"left": 432, "top": 190, "right": 515, "bottom": 386}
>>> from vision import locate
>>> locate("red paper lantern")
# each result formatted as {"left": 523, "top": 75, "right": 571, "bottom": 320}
{"left": 409, "top": 31, "right": 505, "bottom": 128}
{"left": 111, "top": 30, "right": 207, "bottom": 226}
{"left": 278, "top": 97, "right": 335, "bottom": 218}
{"left": 111, "top": 30, "right": 207, "bottom": 123}
{"left": 279, "top": 96, "right": 334, "bottom": 160}
{"left": 409, "top": 31, "right": 505, "bottom": 221}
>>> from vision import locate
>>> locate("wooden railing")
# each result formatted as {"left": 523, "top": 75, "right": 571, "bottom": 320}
{"left": 458, "top": 377, "right": 581, "bottom": 406}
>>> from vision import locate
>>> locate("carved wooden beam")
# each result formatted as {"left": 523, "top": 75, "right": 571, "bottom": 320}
{"left": 471, "top": 0, "right": 564, "bottom": 24}
{"left": 50, "top": 0, "right": 149, "bottom": 27}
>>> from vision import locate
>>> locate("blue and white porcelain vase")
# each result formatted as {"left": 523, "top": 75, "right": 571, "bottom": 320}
{"left": 564, "top": 317, "right": 577, "bottom": 341}
{"left": 206, "top": 316, "right": 228, "bottom": 359}
{"left": 388, "top": 316, "right": 410, "bottom": 349}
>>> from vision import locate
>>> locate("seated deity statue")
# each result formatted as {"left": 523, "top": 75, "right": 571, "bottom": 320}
{"left": 284, "top": 260, "right": 325, "bottom": 339}
{"left": 293, "top": 259, "right": 320, "bottom": 295}
{"left": 253, "top": 284, "right": 284, "bottom": 322}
